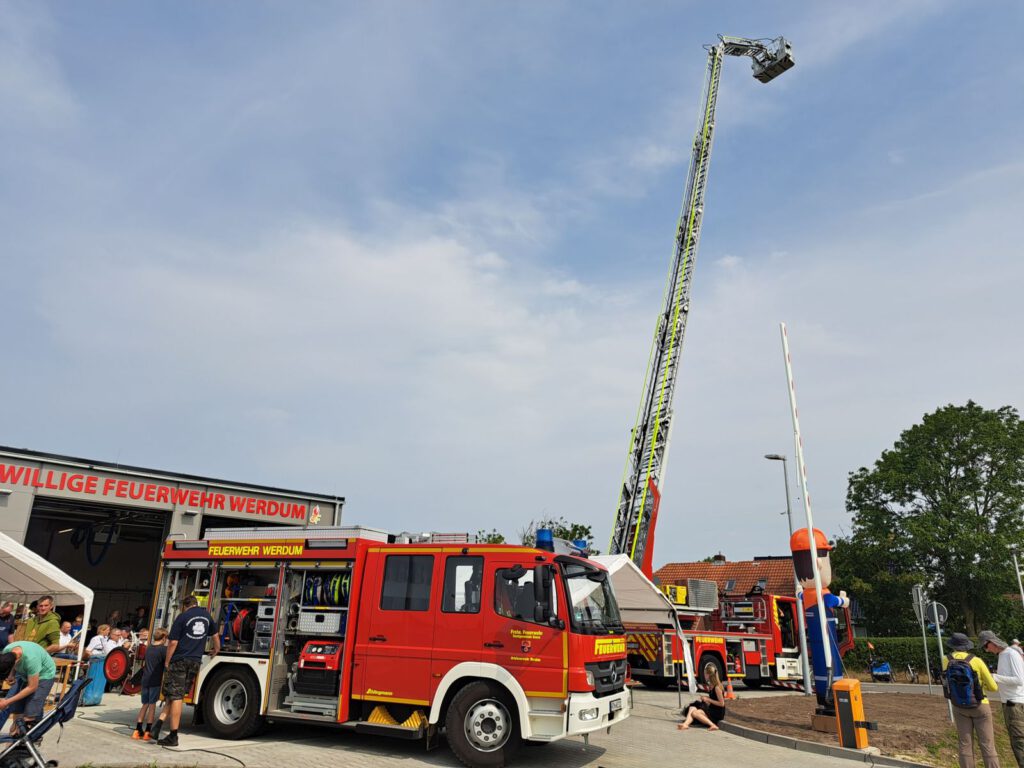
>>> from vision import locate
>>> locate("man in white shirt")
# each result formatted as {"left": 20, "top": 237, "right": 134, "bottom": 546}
{"left": 981, "top": 629, "right": 1024, "bottom": 767}
{"left": 54, "top": 621, "right": 77, "bottom": 660}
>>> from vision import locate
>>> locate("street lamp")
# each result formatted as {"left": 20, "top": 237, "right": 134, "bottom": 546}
{"left": 1012, "top": 545, "right": 1024, "bottom": 612}
{"left": 765, "top": 452, "right": 812, "bottom": 695}
{"left": 764, "top": 454, "right": 795, "bottom": 536}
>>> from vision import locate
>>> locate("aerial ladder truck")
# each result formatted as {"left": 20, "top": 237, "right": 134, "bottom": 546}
{"left": 609, "top": 35, "right": 794, "bottom": 579}
{"left": 603, "top": 36, "right": 855, "bottom": 692}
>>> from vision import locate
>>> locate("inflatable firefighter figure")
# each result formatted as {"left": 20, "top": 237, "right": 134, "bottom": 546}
{"left": 790, "top": 528, "right": 849, "bottom": 713}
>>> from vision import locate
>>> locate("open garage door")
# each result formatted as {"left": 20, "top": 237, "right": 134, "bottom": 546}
{"left": 23, "top": 498, "right": 167, "bottom": 629}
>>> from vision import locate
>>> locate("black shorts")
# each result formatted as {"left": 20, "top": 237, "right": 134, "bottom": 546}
{"left": 161, "top": 658, "right": 201, "bottom": 701}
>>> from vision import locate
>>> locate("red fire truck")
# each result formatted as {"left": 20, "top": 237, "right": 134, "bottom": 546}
{"left": 623, "top": 581, "right": 854, "bottom": 691}
{"left": 153, "top": 525, "right": 630, "bottom": 768}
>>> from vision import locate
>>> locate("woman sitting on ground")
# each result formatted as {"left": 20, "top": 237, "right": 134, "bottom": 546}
{"left": 679, "top": 665, "right": 727, "bottom": 731}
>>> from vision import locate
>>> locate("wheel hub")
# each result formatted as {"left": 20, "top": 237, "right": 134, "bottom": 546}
{"left": 214, "top": 679, "right": 247, "bottom": 725}
{"left": 464, "top": 698, "right": 510, "bottom": 752}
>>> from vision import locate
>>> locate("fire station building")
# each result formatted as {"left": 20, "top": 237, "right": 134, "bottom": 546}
{"left": 0, "top": 446, "right": 344, "bottom": 622}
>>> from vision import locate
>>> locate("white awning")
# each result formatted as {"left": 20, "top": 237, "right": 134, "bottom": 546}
{"left": 594, "top": 554, "right": 697, "bottom": 691}
{"left": 0, "top": 532, "right": 93, "bottom": 660}
{"left": 592, "top": 554, "right": 676, "bottom": 625}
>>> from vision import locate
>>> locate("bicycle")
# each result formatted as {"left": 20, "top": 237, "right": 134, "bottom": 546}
{"left": 904, "top": 663, "right": 920, "bottom": 684}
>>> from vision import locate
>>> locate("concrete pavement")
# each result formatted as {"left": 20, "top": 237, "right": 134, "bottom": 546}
{"left": 37, "top": 687, "right": 868, "bottom": 768}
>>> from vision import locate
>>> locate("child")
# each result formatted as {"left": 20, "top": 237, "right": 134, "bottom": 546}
{"left": 132, "top": 627, "right": 168, "bottom": 740}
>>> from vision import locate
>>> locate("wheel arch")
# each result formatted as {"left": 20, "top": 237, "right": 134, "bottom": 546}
{"left": 428, "top": 663, "right": 533, "bottom": 737}
{"left": 195, "top": 658, "right": 270, "bottom": 724}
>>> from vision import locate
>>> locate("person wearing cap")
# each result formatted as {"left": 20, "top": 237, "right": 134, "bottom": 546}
{"left": 944, "top": 632, "right": 1000, "bottom": 768}
{"left": 982, "top": 629, "right": 1024, "bottom": 766}
{"left": 790, "top": 528, "right": 850, "bottom": 713}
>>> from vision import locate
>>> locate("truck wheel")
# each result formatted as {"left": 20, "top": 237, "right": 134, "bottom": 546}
{"left": 698, "top": 654, "right": 726, "bottom": 690}
{"left": 445, "top": 681, "right": 521, "bottom": 768}
{"left": 202, "top": 667, "right": 264, "bottom": 740}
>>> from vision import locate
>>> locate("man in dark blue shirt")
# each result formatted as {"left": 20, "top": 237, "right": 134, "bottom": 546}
{"left": 152, "top": 595, "right": 219, "bottom": 747}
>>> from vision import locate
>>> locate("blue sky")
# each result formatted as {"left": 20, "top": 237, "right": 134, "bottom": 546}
{"left": 2, "top": 1, "right": 1023, "bottom": 566}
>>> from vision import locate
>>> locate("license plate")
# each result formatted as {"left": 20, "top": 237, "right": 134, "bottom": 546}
{"left": 610, "top": 698, "right": 623, "bottom": 712}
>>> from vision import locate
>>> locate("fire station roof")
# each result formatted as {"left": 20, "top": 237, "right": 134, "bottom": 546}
{"left": 654, "top": 556, "right": 795, "bottom": 597}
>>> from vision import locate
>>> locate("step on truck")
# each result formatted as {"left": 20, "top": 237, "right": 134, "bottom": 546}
{"left": 154, "top": 526, "right": 630, "bottom": 767}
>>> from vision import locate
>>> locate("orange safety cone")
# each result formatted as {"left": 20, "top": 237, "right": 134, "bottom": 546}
{"left": 724, "top": 677, "right": 737, "bottom": 700}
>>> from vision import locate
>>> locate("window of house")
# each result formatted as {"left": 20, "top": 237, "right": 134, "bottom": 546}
{"left": 381, "top": 555, "right": 434, "bottom": 611}
{"left": 724, "top": 579, "right": 736, "bottom": 592}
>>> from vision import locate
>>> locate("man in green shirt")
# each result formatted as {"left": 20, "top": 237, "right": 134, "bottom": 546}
{"left": 22, "top": 596, "right": 61, "bottom": 652}
{"left": 0, "top": 641, "right": 57, "bottom": 732}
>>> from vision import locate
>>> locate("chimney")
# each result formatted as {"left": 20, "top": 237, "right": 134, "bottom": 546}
{"left": 712, "top": 552, "right": 727, "bottom": 563}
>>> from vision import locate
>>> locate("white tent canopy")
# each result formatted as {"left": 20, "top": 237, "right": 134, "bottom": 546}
{"left": 593, "top": 554, "right": 696, "bottom": 692}
{"left": 0, "top": 532, "right": 93, "bottom": 661}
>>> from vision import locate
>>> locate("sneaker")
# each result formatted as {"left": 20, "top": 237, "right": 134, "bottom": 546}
{"left": 149, "top": 722, "right": 163, "bottom": 742}
{"left": 157, "top": 733, "right": 178, "bottom": 748}
{"left": 143, "top": 733, "right": 152, "bottom": 741}
{"left": 131, "top": 731, "right": 142, "bottom": 740}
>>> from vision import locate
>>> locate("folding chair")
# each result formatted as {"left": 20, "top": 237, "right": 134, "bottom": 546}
{"left": 0, "top": 677, "right": 88, "bottom": 768}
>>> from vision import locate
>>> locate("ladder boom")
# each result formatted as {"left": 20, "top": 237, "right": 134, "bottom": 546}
{"left": 609, "top": 35, "right": 793, "bottom": 576}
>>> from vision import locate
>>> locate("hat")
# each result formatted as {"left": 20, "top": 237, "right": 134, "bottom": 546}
{"left": 947, "top": 633, "right": 974, "bottom": 651}
{"left": 978, "top": 630, "right": 1008, "bottom": 649}
{"left": 790, "top": 528, "right": 831, "bottom": 553}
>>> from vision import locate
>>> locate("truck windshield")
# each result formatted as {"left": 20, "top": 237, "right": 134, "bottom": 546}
{"left": 562, "top": 563, "right": 624, "bottom": 635}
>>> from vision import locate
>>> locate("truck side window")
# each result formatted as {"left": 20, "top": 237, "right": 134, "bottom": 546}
{"left": 381, "top": 555, "right": 433, "bottom": 611}
{"left": 442, "top": 556, "right": 483, "bottom": 614}
{"left": 494, "top": 567, "right": 547, "bottom": 624}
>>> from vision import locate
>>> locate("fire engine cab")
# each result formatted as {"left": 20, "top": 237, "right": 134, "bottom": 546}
{"left": 154, "top": 526, "right": 629, "bottom": 767}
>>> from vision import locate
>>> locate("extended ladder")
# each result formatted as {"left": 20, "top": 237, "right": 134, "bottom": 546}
{"left": 609, "top": 36, "right": 794, "bottom": 577}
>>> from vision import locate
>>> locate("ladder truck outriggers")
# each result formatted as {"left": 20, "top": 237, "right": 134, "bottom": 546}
{"left": 154, "top": 525, "right": 629, "bottom": 768}
{"left": 604, "top": 35, "right": 852, "bottom": 691}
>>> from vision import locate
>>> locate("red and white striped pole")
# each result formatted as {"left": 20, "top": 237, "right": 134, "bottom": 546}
{"left": 780, "top": 323, "right": 833, "bottom": 679}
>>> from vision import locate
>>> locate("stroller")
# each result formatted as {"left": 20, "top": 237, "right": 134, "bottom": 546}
{"left": 866, "top": 641, "right": 892, "bottom": 682}
{"left": 0, "top": 677, "right": 88, "bottom": 768}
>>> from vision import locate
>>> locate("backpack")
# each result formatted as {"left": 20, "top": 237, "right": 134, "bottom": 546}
{"left": 944, "top": 653, "right": 983, "bottom": 708}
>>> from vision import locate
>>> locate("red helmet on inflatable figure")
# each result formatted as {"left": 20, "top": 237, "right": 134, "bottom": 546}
{"left": 789, "top": 528, "right": 831, "bottom": 553}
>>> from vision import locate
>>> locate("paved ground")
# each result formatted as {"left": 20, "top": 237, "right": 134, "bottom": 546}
{"left": 37, "top": 687, "right": 867, "bottom": 768}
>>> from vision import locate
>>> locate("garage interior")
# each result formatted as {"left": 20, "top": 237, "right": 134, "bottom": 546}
{"left": 23, "top": 498, "right": 167, "bottom": 624}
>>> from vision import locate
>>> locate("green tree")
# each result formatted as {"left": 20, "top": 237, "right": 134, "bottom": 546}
{"left": 475, "top": 528, "right": 506, "bottom": 544}
{"left": 844, "top": 401, "right": 1024, "bottom": 636}
{"left": 518, "top": 516, "right": 599, "bottom": 553}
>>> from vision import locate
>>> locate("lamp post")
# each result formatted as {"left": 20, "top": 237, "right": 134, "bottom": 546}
{"left": 1012, "top": 545, "right": 1024, "bottom": 613}
{"left": 765, "top": 453, "right": 812, "bottom": 695}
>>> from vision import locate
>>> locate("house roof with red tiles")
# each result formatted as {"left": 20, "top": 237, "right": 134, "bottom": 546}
{"left": 654, "top": 555, "right": 796, "bottom": 597}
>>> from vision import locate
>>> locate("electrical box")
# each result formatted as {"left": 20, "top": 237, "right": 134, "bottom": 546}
{"left": 833, "top": 678, "right": 870, "bottom": 749}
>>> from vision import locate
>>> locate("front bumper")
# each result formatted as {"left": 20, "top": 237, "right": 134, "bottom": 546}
{"left": 566, "top": 689, "right": 631, "bottom": 736}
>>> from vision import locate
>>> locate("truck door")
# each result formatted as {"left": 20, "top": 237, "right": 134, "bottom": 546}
{"left": 353, "top": 552, "right": 436, "bottom": 707}
{"left": 484, "top": 559, "right": 565, "bottom": 698}
{"left": 431, "top": 555, "right": 484, "bottom": 698}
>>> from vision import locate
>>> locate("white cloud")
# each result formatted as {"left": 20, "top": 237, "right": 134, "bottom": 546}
{"left": 0, "top": 4, "right": 77, "bottom": 125}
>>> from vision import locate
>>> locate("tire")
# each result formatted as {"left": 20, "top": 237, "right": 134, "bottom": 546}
{"left": 202, "top": 667, "right": 265, "bottom": 740}
{"left": 698, "top": 654, "right": 726, "bottom": 690}
{"left": 445, "top": 681, "right": 521, "bottom": 768}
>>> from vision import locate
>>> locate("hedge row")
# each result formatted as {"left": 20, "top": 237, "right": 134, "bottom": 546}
{"left": 843, "top": 636, "right": 943, "bottom": 672}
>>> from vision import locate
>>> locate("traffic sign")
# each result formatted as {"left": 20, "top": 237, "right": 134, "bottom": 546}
{"left": 929, "top": 601, "right": 948, "bottom": 625}
{"left": 912, "top": 585, "right": 926, "bottom": 624}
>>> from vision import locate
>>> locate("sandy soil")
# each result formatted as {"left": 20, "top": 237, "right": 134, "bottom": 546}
{"left": 726, "top": 692, "right": 960, "bottom": 765}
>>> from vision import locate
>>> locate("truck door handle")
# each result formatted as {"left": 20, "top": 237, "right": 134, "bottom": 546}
{"left": 369, "top": 635, "right": 387, "bottom": 643}
{"left": 484, "top": 641, "right": 504, "bottom": 649}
